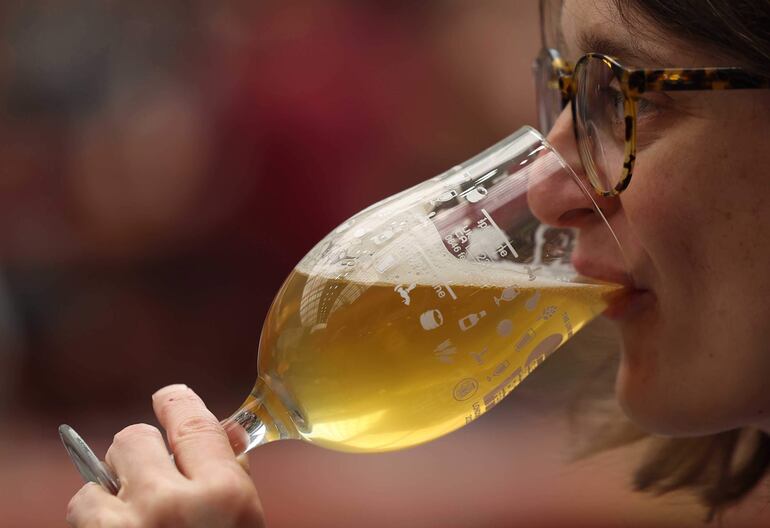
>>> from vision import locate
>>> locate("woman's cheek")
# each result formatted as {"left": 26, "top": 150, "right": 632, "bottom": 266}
{"left": 611, "top": 120, "right": 770, "bottom": 435}
{"left": 609, "top": 147, "right": 705, "bottom": 433}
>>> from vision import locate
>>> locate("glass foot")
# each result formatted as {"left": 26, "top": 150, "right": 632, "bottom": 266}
{"left": 59, "top": 424, "right": 121, "bottom": 494}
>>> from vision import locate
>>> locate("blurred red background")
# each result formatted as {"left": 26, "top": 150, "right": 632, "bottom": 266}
{"left": 0, "top": 1, "right": 766, "bottom": 526}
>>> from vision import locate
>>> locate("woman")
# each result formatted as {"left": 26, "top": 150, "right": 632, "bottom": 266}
{"left": 66, "top": 0, "right": 770, "bottom": 525}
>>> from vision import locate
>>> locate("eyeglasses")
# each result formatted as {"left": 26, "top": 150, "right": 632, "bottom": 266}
{"left": 533, "top": 49, "right": 770, "bottom": 196}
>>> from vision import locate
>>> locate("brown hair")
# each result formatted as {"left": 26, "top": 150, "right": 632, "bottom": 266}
{"left": 608, "top": 0, "right": 770, "bottom": 520}
{"left": 616, "top": 0, "right": 770, "bottom": 76}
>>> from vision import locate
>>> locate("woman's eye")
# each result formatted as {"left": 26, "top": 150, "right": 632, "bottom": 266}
{"left": 609, "top": 88, "right": 625, "bottom": 118}
{"left": 603, "top": 83, "right": 662, "bottom": 118}
{"left": 636, "top": 97, "right": 660, "bottom": 116}
{"left": 598, "top": 85, "right": 625, "bottom": 125}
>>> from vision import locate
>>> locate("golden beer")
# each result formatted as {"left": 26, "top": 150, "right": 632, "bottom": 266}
{"left": 250, "top": 269, "right": 618, "bottom": 453}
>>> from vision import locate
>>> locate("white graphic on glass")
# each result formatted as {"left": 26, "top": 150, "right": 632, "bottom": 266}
{"left": 494, "top": 286, "right": 520, "bottom": 306}
{"left": 464, "top": 185, "right": 488, "bottom": 203}
{"left": 430, "top": 189, "right": 458, "bottom": 207}
{"left": 496, "top": 319, "right": 513, "bottom": 337}
{"left": 375, "top": 254, "right": 397, "bottom": 274}
{"left": 525, "top": 290, "right": 541, "bottom": 311}
{"left": 420, "top": 309, "right": 444, "bottom": 331}
{"left": 515, "top": 328, "right": 536, "bottom": 351}
{"left": 434, "top": 339, "right": 457, "bottom": 364}
{"left": 458, "top": 310, "right": 487, "bottom": 331}
{"left": 471, "top": 347, "right": 488, "bottom": 365}
{"left": 394, "top": 284, "right": 416, "bottom": 306}
{"left": 486, "top": 359, "right": 510, "bottom": 381}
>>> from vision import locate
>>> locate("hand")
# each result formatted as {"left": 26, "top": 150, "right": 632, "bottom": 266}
{"left": 66, "top": 384, "right": 266, "bottom": 528}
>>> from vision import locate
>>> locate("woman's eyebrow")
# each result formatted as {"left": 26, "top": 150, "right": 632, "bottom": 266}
{"left": 576, "top": 31, "right": 665, "bottom": 66}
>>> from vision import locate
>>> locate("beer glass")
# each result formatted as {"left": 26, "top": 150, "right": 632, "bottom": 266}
{"left": 60, "top": 126, "right": 625, "bottom": 493}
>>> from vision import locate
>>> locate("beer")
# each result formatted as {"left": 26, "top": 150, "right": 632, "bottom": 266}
{"left": 252, "top": 267, "right": 618, "bottom": 453}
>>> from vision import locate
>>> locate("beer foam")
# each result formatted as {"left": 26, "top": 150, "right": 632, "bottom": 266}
{"left": 373, "top": 237, "right": 578, "bottom": 289}
{"left": 296, "top": 213, "right": 585, "bottom": 290}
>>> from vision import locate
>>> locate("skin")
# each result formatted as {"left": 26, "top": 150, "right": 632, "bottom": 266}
{"left": 540, "top": 0, "right": 770, "bottom": 436}
{"left": 66, "top": 385, "right": 266, "bottom": 527}
{"left": 67, "top": 1, "right": 770, "bottom": 525}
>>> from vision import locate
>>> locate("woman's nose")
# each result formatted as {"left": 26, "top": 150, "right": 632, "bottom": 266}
{"left": 528, "top": 106, "right": 620, "bottom": 228}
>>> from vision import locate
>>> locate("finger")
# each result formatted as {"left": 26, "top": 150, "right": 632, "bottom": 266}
{"left": 66, "top": 482, "right": 130, "bottom": 527}
{"left": 105, "top": 423, "right": 179, "bottom": 489}
{"left": 152, "top": 384, "right": 237, "bottom": 479}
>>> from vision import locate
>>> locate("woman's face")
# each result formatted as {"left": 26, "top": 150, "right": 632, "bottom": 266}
{"left": 542, "top": 0, "right": 770, "bottom": 435}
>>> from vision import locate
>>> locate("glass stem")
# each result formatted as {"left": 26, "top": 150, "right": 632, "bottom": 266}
{"left": 220, "top": 377, "right": 299, "bottom": 457}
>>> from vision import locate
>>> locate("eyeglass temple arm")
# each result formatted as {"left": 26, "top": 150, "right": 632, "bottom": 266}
{"left": 557, "top": 72, "right": 575, "bottom": 103}
{"left": 629, "top": 68, "right": 770, "bottom": 96}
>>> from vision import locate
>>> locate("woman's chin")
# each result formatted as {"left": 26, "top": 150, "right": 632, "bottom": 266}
{"left": 614, "top": 352, "right": 693, "bottom": 436}
{"left": 613, "top": 317, "right": 689, "bottom": 435}
{"left": 615, "top": 364, "right": 729, "bottom": 437}
{"left": 616, "top": 391, "right": 678, "bottom": 436}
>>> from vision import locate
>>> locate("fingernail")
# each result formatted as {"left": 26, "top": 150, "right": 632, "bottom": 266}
{"left": 152, "top": 384, "right": 189, "bottom": 400}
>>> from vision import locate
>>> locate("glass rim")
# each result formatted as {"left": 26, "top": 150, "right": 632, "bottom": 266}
{"left": 522, "top": 125, "right": 625, "bottom": 262}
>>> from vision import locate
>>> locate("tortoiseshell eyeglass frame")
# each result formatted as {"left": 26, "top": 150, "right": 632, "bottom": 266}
{"left": 545, "top": 52, "right": 770, "bottom": 196}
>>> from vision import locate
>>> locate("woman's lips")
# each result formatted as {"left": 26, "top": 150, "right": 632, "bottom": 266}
{"left": 602, "top": 289, "right": 656, "bottom": 321}
{"left": 572, "top": 257, "right": 655, "bottom": 321}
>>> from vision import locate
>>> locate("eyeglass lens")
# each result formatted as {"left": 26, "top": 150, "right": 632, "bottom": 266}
{"left": 575, "top": 56, "right": 627, "bottom": 194}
